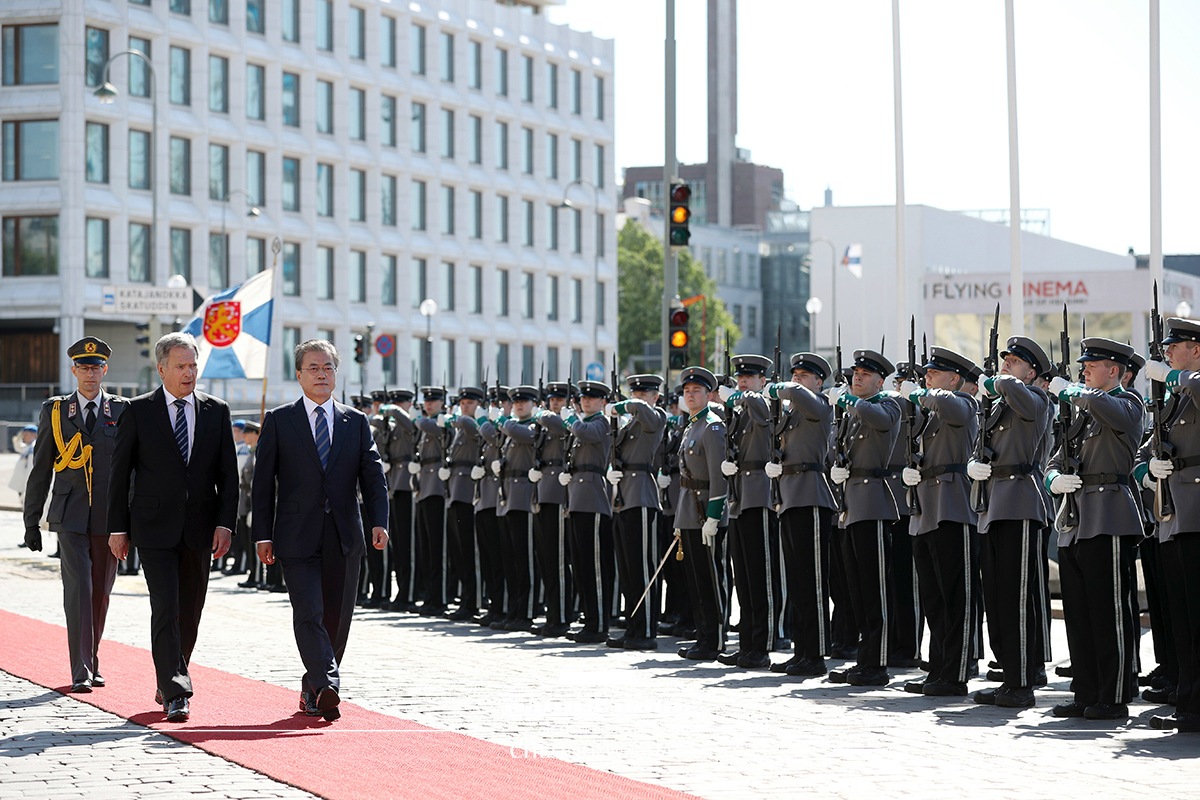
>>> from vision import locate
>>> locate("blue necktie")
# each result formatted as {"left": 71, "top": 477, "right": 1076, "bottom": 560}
{"left": 173, "top": 399, "right": 189, "bottom": 463}
{"left": 314, "top": 408, "right": 330, "bottom": 472}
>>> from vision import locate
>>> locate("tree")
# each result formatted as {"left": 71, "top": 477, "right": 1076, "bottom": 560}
{"left": 618, "top": 218, "right": 740, "bottom": 375}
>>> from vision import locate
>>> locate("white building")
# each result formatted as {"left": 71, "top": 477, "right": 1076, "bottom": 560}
{"left": 0, "top": 0, "right": 616, "bottom": 410}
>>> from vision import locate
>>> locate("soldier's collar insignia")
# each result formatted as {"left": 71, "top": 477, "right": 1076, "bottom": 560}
{"left": 103, "top": 398, "right": 112, "bottom": 417}
{"left": 68, "top": 402, "right": 77, "bottom": 418}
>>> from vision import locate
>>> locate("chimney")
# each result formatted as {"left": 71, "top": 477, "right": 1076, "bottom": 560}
{"left": 824, "top": 186, "right": 833, "bottom": 207}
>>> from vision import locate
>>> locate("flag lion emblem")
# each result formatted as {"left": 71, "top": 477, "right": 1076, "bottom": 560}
{"left": 203, "top": 301, "right": 242, "bottom": 347}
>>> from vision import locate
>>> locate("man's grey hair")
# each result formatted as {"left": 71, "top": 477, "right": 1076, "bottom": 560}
{"left": 294, "top": 339, "right": 340, "bottom": 372}
{"left": 155, "top": 332, "right": 199, "bottom": 366}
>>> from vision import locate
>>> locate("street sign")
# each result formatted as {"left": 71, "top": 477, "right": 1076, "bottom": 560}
{"left": 586, "top": 362, "right": 604, "bottom": 381}
{"left": 374, "top": 333, "right": 395, "bottom": 358}
{"left": 102, "top": 286, "right": 193, "bottom": 315}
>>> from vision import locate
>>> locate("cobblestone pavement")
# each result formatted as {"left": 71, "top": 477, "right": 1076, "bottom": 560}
{"left": 3, "top": 509, "right": 1198, "bottom": 800}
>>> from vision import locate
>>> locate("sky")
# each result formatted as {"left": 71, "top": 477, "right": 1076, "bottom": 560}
{"left": 545, "top": 0, "right": 1200, "bottom": 257}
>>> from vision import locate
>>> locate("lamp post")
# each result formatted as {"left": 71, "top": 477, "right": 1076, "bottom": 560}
{"left": 94, "top": 50, "right": 158, "bottom": 280}
{"left": 419, "top": 298, "right": 438, "bottom": 385}
{"left": 219, "top": 188, "right": 261, "bottom": 286}
{"left": 805, "top": 296, "right": 823, "bottom": 354}
{"left": 557, "top": 178, "right": 601, "bottom": 370}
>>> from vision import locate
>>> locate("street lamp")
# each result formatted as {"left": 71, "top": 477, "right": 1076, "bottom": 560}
{"left": 419, "top": 298, "right": 438, "bottom": 385}
{"left": 558, "top": 178, "right": 602, "bottom": 372}
{"left": 810, "top": 237, "right": 838, "bottom": 356}
{"left": 805, "top": 296, "right": 824, "bottom": 353}
{"left": 1176, "top": 301, "right": 1192, "bottom": 319}
{"left": 219, "top": 188, "right": 262, "bottom": 287}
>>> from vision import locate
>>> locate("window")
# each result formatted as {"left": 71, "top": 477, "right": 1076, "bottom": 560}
{"left": 85, "top": 123, "right": 108, "bottom": 184}
{"left": 546, "top": 274, "right": 559, "bottom": 320}
{"left": 316, "top": 164, "right": 333, "bottom": 217}
{"left": 571, "top": 278, "right": 582, "bottom": 322}
{"left": 465, "top": 115, "right": 483, "bottom": 164}
{"left": 571, "top": 139, "right": 581, "bottom": 181}
{"left": 748, "top": 306, "right": 758, "bottom": 338}
{"left": 85, "top": 27, "right": 108, "bottom": 88}
{"left": 546, "top": 133, "right": 558, "bottom": 179}
{"left": 521, "top": 128, "right": 533, "bottom": 174}
{"left": 571, "top": 349, "right": 583, "bottom": 382}
{"left": 129, "top": 222, "right": 150, "bottom": 282}
{"left": 381, "top": 17, "right": 397, "bottom": 68}
{"left": 411, "top": 102, "right": 426, "bottom": 152}
{"left": 209, "top": 0, "right": 228, "bottom": 24}
{"left": 129, "top": 130, "right": 150, "bottom": 189}
{"left": 496, "top": 196, "right": 509, "bottom": 243}
{"left": 85, "top": 218, "right": 108, "bottom": 278}
{"left": 594, "top": 75, "right": 605, "bottom": 119}
{"left": 732, "top": 304, "right": 742, "bottom": 328}
{"left": 209, "top": 143, "right": 228, "bottom": 200}
{"left": 349, "top": 88, "right": 365, "bottom": 140}
{"left": 381, "top": 175, "right": 397, "bottom": 226}
{"left": 246, "top": 237, "right": 265, "bottom": 276}
{"left": 2, "top": 24, "right": 59, "bottom": 85}
{"left": 497, "top": 269, "right": 509, "bottom": 317}
{"left": 546, "top": 205, "right": 558, "bottom": 251}
{"left": 522, "top": 200, "right": 534, "bottom": 247}
{"left": 497, "top": 342, "right": 509, "bottom": 385}
{"left": 247, "top": 0, "right": 265, "bottom": 34}
{"left": 247, "top": 150, "right": 265, "bottom": 206}
{"left": 470, "top": 191, "right": 482, "bottom": 239}
{"left": 495, "top": 121, "right": 508, "bottom": 169}
{"left": 440, "top": 185, "right": 455, "bottom": 235}
{"left": 129, "top": 38, "right": 150, "bottom": 97}
{"left": 411, "top": 180, "right": 426, "bottom": 230}
{"left": 381, "top": 96, "right": 397, "bottom": 146}
{"left": 547, "top": 347, "right": 559, "bottom": 381}
{"left": 317, "top": 246, "right": 334, "bottom": 299}
{"left": 594, "top": 144, "right": 606, "bottom": 188}
{"left": 468, "top": 41, "right": 481, "bottom": 89}
{"left": 171, "top": 2, "right": 191, "bottom": 15}
{"left": 208, "top": 55, "right": 228, "bottom": 112}
{"left": 521, "top": 272, "right": 534, "bottom": 318}
{"left": 282, "top": 157, "right": 300, "bottom": 211}
{"left": 282, "top": 0, "right": 299, "bottom": 43}
{"left": 495, "top": 47, "right": 508, "bottom": 95}
{"left": 170, "top": 228, "right": 191, "bottom": 282}
{"left": 441, "top": 262, "right": 455, "bottom": 310}
{"left": 440, "top": 32, "right": 454, "bottom": 82}
{"left": 382, "top": 254, "right": 397, "bottom": 305}
{"left": 440, "top": 108, "right": 454, "bottom": 158}
{"left": 440, "top": 339, "right": 456, "bottom": 384}
{"left": 209, "top": 233, "right": 228, "bottom": 290}
{"left": 349, "top": 6, "right": 365, "bottom": 59}
{"left": 2, "top": 216, "right": 58, "bottom": 276}
{"left": 521, "top": 55, "right": 533, "bottom": 102}
{"left": 546, "top": 62, "right": 558, "bottom": 109}
{"left": 246, "top": 64, "right": 265, "bottom": 119}
{"left": 317, "top": 0, "right": 333, "bottom": 51}
{"left": 282, "top": 242, "right": 299, "bottom": 295}
{"left": 522, "top": 345, "right": 534, "bottom": 383}
{"left": 282, "top": 72, "right": 299, "bottom": 126}
{"left": 169, "top": 46, "right": 190, "bottom": 105}
{"left": 411, "top": 25, "right": 425, "bottom": 75}
{"left": 283, "top": 328, "right": 300, "bottom": 378}
{"left": 596, "top": 281, "right": 605, "bottom": 325}
{"left": 471, "top": 340, "right": 484, "bottom": 386}
{"left": 351, "top": 251, "right": 366, "bottom": 302}
{"left": 596, "top": 213, "right": 606, "bottom": 257}
{"left": 411, "top": 258, "right": 427, "bottom": 306}
{"left": 571, "top": 208, "right": 582, "bottom": 254}
{"left": 350, "top": 169, "right": 365, "bottom": 222}
{"left": 717, "top": 250, "right": 727, "bottom": 283}
{"left": 470, "top": 265, "right": 482, "bottom": 313}
{"left": 317, "top": 80, "right": 333, "bottom": 134}
{"left": 571, "top": 69, "right": 581, "bottom": 115}
{"left": 169, "top": 137, "right": 190, "bottom": 194}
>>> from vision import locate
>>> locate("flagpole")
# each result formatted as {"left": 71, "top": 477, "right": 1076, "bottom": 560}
{"left": 892, "top": 0, "right": 908, "bottom": 351}
{"left": 1149, "top": 0, "right": 1163, "bottom": 294}
{"left": 259, "top": 238, "right": 282, "bottom": 420}
{"left": 1005, "top": 0, "right": 1024, "bottom": 336}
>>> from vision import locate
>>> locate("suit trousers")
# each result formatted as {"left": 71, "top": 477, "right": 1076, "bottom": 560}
{"left": 780, "top": 506, "right": 833, "bottom": 659}
{"left": 660, "top": 514, "right": 691, "bottom": 624}
{"left": 475, "top": 507, "right": 505, "bottom": 614}
{"left": 416, "top": 496, "right": 447, "bottom": 609}
{"left": 912, "top": 522, "right": 977, "bottom": 685}
{"left": 889, "top": 514, "right": 923, "bottom": 662}
{"left": 279, "top": 512, "right": 361, "bottom": 694}
{"left": 534, "top": 503, "right": 572, "bottom": 626}
{"left": 498, "top": 510, "right": 537, "bottom": 622}
{"left": 139, "top": 541, "right": 212, "bottom": 701}
{"left": 979, "top": 519, "right": 1044, "bottom": 688}
{"left": 1139, "top": 533, "right": 1177, "bottom": 683}
{"left": 1161, "top": 532, "right": 1200, "bottom": 716}
{"left": 388, "top": 491, "right": 416, "bottom": 604}
{"left": 447, "top": 501, "right": 478, "bottom": 610}
{"left": 829, "top": 525, "right": 858, "bottom": 652}
{"left": 729, "top": 508, "right": 781, "bottom": 653}
{"left": 680, "top": 527, "right": 728, "bottom": 653}
{"left": 58, "top": 527, "right": 118, "bottom": 683}
{"left": 569, "top": 512, "right": 615, "bottom": 634}
{"left": 1058, "top": 534, "right": 1138, "bottom": 706}
{"left": 840, "top": 520, "right": 892, "bottom": 669}
{"left": 614, "top": 507, "right": 661, "bottom": 640}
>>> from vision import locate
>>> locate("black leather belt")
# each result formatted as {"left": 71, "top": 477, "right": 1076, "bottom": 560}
{"left": 620, "top": 463, "right": 654, "bottom": 472}
{"left": 919, "top": 463, "right": 968, "bottom": 481}
{"left": 501, "top": 469, "right": 531, "bottom": 480}
{"left": 991, "top": 463, "right": 1036, "bottom": 479}
{"left": 849, "top": 468, "right": 891, "bottom": 479}
{"left": 735, "top": 460, "right": 768, "bottom": 471}
{"left": 1080, "top": 473, "right": 1131, "bottom": 486}
{"left": 571, "top": 465, "right": 606, "bottom": 475}
{"left": 540, "top": 459, "right": 564, "bottom": 467}
{"left": 781, "top": 462, "right": 823, "bottom": 475}
{"left": 449, "top": 460, "right": 476, "bottom": 468}
{"left": 419, "top": 457, "right": 441, "bottom": 466}
{"left": 1170, "top": 455, "right": 1200, "bottom": 470}
{"left": 680, "top": 477, "right": 709, "bottom": 491}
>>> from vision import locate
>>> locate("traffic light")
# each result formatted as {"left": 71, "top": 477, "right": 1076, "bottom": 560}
{"left": 668, "top": 183, "right": 691, "bottom": 247}
{"left": 354, "top": 334, "right": 366, "bottom": 363}
{"left": 669, "top": 306, "right": 689, "bottom": 370}
{"left": 136, "top": 322, "right": 151, "bottom": 359}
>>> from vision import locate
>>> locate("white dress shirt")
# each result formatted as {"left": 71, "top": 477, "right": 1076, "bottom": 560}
{"left": 75, "top": 390, "right": 103, "bottom": 428}
{"left": 302, "top": 394, "right": 336, "bottom": 447}
{"left": 164, "top": 387, "right": 196, "bottom": 460}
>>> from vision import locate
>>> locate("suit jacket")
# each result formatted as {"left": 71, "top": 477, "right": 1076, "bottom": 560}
{"left": 837, "top": 393, "right": 902, "bottom": 527}
{"left": 252, "top": 397, "right": 388, "bottom": 559}
{"left": 25, "top": 390, "right": 128, "bottom": 535}
{"left": 772, "top": 383, "right": 837, "bottom": 513}
{"left": 107, "top": 388, "right": 238, "bottom": 550}
{"left": 975, "top": 376, "right": 1052, "bottom": 532}
{"left": 612, "top": 399, "right": 666, "bottom": 512}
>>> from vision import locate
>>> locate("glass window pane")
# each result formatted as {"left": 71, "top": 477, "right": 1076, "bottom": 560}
{"left": 282, "top": 0, "right": 299, "bottom": 43}
{"left": 522, "top": 200, "right": 534, "bottom": 246}
{"left": 129, "top": 38, "right": 150, "bottom": 97}
{"left": 495, "top": 121, "right": 507, "bottom": 169}
{"left": 282, "top": 72, "right": 299, "bottom": 126}
{"left": 86, "top": 218, "right": 108, "bottom": 278}
{"left": 283, "top": 327, "right": 300, "bottom": 377}
{"left": 411, "top": 25, "right": 425, "bottom": 75}
{"left": 85, "top": 27, "right": 108, "bottom": 88}
{"left": 350, "top": 169, "right": 365, "bottom": 222}
{"left": 170, "top": 1, "right": 190, "bottom": 14}
{"left": 129, "top": 130, "right": 149, "bottom": 189}
{"left": 350, "top": 88, "right": 365, "bottom": 140}
{"left": 246, "top": 64, "right": 264, "bottom": 119}
{"left": 411, "top": 258, "right": 427, "bottom": 306}
{"left": 469, "top": 40, "right": 481, "bottom": 89}
{"left": 85, "top": 123, "right": 108, "bottom": 184}
{"left": 594, "top": 75, "right": 604, "bottom": 119}
{"left": 411, "top": 102, "right": 425, "bottom": 152}
{"left": 470, "top": 191, "right": 482, "bottom": 239}
{"left": 169, "top": 137, "right": 190, "bottom": 194}
{"left": 209, "top": 0, "right": 228, "bottom": 24}
{"left": 247, "top": 0, "right": 265, "bottom": 34}
{"left": 497, "top": 269, "right": 509, "bottom": 316}
{"left": 411, "top": 180, "right": 425, "bottom": 230}
{"left": 495, "top": 48, "right": 507, "bottom": 95}
{"left": 4, "top": 120, "right": 59, "bottom": 180}
{"left": 441, "top": 108, "right": 454, "bottom": 158}
{"left": 469, "top": 115, "right": 481, "bottom": 164}
{"left": 594, "top": 144, "right": 605, "bottom": 188}
{"left": 349, "top": 7, "right": 365, "bottom": 59}
{"left": 4, "top": 25, "right": 59, "bottom": 86}
{"left": 470, "top": 265, "right": 482, "bottom": 313}
{"left": 2, "top": 216, "right": 58, "bottom": 276}
{"left": 382, "top": 254, "right": 397, "bottom": 305}
{"left": 351, "top": 251, "right": 366, "bottom": 302}
{"left": 521, "top": 55, "right": 533, "bottom": 102}
{"left": 382, "top": 174, "right": 396, "bottom": 226}
{"left": 381, "top": 17, "right": 396, "bottom": 67}
{"left": 170, "top": 228, "right": 190, "bottom": 282}
{"left": 546, "top": 62, "right": 557, "bottom": 109}
{"left": 571, "top": 69, "right": 581, "bottom": 115}
{"left": 129, "top": 222, "right": 150, "bottom": 282}
{"left": 317, "top": 246, "right": 333, "bottom": 299}
{"left": 282, "top": 157, "right": 299, "bottom": 211}
{"left": 317, "top": 164, "right": 333, "bottom": 217}
{"left": 440, "top": 32, "right": 454, "bottom": 82}
{"left": 317, "top": 0, "right": 333, "bottom": 51}
{"left": 546, "top": 133, "right": 557, "bottom": 179}
{"left": 209, "top": 233, "right": 227, "bottom": 290}
{"left": 246, "top": 237, "right": 265, "bottom": 276}
{"left": 282, "top": 242, "right": 299, "bottom": 295}
{"left": 381, "top": 95, "right": 396, "bottom": 146}
{"left": 317, "top": 80, "right": 332, "bottom": 134}
{"left": 496, "top": 196, "right": 508, "bottom": 243}
{"left": 521, "top": 128, "right": 532, "bottom": 174}
{"left": 208, "top": 143, "right": 227, "bottom": 200}
{"left": 440, "top": 185, "right": 454, "bottom": 235}
{"left": 441, "top": 261, "right": 455, "bottom": 310}
{"left": 546, "top": 204, "right": 557, "bottom": 251}
{"left": 170, "top": 46, "right": 190, "bottom": 105}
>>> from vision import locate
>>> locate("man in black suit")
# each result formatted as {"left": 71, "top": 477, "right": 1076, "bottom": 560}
{"left": 253, "top": 339, "right": 389, "bottom": 722}
{"left": 108, "top": 333, "right": 239, "bottom": 723}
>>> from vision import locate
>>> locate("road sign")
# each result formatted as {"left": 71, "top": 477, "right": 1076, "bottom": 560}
{"left": 586, "top": 362, "right": 604, "bottom": 381}
{"left": 374, "top": 333, "right": 395, "bottom": 358}
{"left": 102, "top": 286, "right": 193, "bottom": 315}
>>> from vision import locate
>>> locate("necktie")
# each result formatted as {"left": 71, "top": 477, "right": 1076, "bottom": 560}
{"left": 85, "top": 401, "right": 96, "bottom": 434}
{"left": 314, "top": 407, "right": 331, "bottom": 472}
{"left": 173, "top": 399, "right": 189, "bottom": 462}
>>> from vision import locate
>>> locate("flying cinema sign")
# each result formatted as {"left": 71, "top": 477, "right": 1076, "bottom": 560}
{"left": 924, "top": 278, "right": 1089, "bottom": 305}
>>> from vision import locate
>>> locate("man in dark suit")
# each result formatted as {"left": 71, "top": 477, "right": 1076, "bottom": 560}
{"left": 253, "top": 339, "right": 389, "bottom": 722}
{"left": 24, "top": 336, "right": 128, "bottom": 693}
{"left": 107, "top": 333, "right": 239, "bottom": 723}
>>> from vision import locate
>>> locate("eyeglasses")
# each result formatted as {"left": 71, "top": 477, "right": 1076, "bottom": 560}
{"left": 302, "top": 365, "right": 337, "bottom": 376}
{"left": 74, "top": 365, "right": 105, "bottom": 374}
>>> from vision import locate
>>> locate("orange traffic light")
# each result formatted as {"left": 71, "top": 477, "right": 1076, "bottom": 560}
{"left": 670, "top": 330, "right": 689, "bottom": 348}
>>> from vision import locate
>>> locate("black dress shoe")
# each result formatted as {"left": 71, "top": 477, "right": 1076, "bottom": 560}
{"left": 537, "top": 622, "right": 571, "bottom": 638}
{"left": 995, "top": 686, "right": 1036, "bottom": 708}
{"left": 622, "top": 636, "right": 658, "bottom": 651}
{"left": 476, "top": 612, "right": 502, "bottom": 627}
{"left": 488, "top": 620, "right": 509, "bottom": 631}
{"left": 1055, "top": 663, "right": 1073, "bottom": 678}
{"left": 301, "top": 691, "right": 321, "bottom": 716}
{"left": 830, "top": 645, "right": 858, "bottom": 660}
{"left": 827, "top": 669, "right": 850, "bottom": 684}
{"left": 973, "top": 688, "right": 998, "bottom": 705}
{"left": 1139, "top": 665, "right": 1166, "bottom": 687}
{"left": 420, "top": 604, "right": 447, "bottom": 617}
{"left": 1149, "top": 713, "right": 1177, "bottom": 730}
{"left": 237, "top": 578, "right": 257, "bottom": 588}
{"left": 1142, "top": 686, "right": 1176, "bottom": 704}
{"left": 771, "top": 655, "right": 800, "bottom": 674}
{"left": 1174, "top": 711, "right": 1200, "bottom": 733}
{"left": 268, "top": 584, "right": 287, "bottom": 593}
{"left": 69, "top": 680, "right": 92, "bottom": 693}
{"left": 846, "top": 666, "right": 890, "bottom": 687}
{"left": 785, "top": 656, "right": 827, "bottom": 677}
{"left": 888, "top": 655, "right": 922, "bottom": 669}
{"left": 155, "top": 689, "right": 163, "bottom": 706}
{"left": 716, "top": 650, "right": 744, "bottom": 666}
{"left": 361, "top": 597, "right": 383, "bottom": 609}
{"left": 572, "top": 630, "right": 608, "bottom": 644}
{"left": 91, "top": 674, "right": 105, "bottom": 688}
{"left": 737, "top": 651, "right": 770, "bottom": 669}
{"left": 504, "top": 618, "right": 536, "bottom": 632}
{"left": 923, "top": 680, "right": 968, "bottom": 697}
{"left": 445, "top": 606, "right": 477, "bottom": 621}
{"left": 679, "top": 645, "right": 722, "bottom": 661}
{"left": 317, "top": 686, "right": 340, "bottom": 721}
{"left": 986, "top": 669, "right": 1006, "bottom": 682}
{"left": 165, "top": 696, "right": 190, "bottom": 722}
{"left": 1084, "top": 703, "right": 1128, "bottom": 721}
{"left": 605, "top": 635, "right": 627, "bottom": 648}
{"left": 1052, "top": 701, "right": 1087, "bottom": 718}
{"left": 988, "top": 659, "right": 1002, "bottom": 670}
{"left": 1034, "top": 667, "right": 1048, "bottom": 687}
{"left": 904, "top": 680, "right": 927, "bottom": 694}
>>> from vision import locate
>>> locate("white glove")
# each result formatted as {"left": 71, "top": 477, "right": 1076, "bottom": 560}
{"left": 527, "top": 468, "right": 543, "bottom": 483}
{"left": 1048, "top": 376, "right": 1072, "bottom": 398}
{"left": 437, "top": 467, "right": 451, "bottom": 481}
{"left": 701, "top": 518, "right": 719, "bottom": 547}
{"left": 1050, "top": 473, "right": 1083, "bottom": 495}
{"left": 825, "top": 386, "right": 847, "bottom": 405}
{"left": 967, "top": 460, "right": 992, "bottom": 481}
{"left": 830, "top": 465, "right": 850, "bottom": 485}
{"left": 982, "top": 377, "right": 1000, "bottom": 399}
{"left": 475, "top": 405, "right": 487, "bottom": 419}
{"left": 381, "top": 462, "right": 391, "bottom": 474}
{"left": 560, "top": 405, "right": 575, "bottom": 420}
{"left": 764, "top": 462, "right": 783, "bottom": 479}
{"left": 1149, "top": 457, "right": 1175, "bottom": 479}
{"left": 558, "top": 471, "right": 572, "bottom": 486}
{"left": 899, "top": 380, "right": 922, "bottom": 399}
{"left": 718, "top": 384, "right": 735, "bottom": 402}
{"left": 606, "top": 469, "right": 623, "bottom": 485}
{"left": 470, "top": 465, "right": 486, "bottom": 480}
{"left": 656, "top": 473, "right": 671, "bottom": 489}
{"left": 1142, "top": 472, "right": 1156, "bottom": 491}
{"left": 604, "top": 402, "right": 618, "bottom": 417}
{"left": 436, "top": 413, "right": 448, "bottom": 427}
{"left": 407, "top": 461, "right": 421, "bottom": 475}
{"left": 491, "top": 459, "right": 502, "bottom": 477}
{"left": 902, "top": 467, "right": 921, "bottom": 487}
{"left": 1144, "top": 359, "right": 1172, "bottom": 383}
{"left": 720, "top": 460, "right": 738, "bottom": 476}
{"left": 246, "top": 511, "right": 252, "bottom": 526}
{"left": 488, "top": 406, "right": 501, "bottom": 421}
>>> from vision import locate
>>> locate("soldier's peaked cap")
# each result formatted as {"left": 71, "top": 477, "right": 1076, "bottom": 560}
{"left": 544, "top": 381, "right": 573, "bottom": 398}
{"left": 1161, "top": 317, "right": 1200, "bottom": 345}
{"left": 626, "top": 374, "right": 664, "bottom": 392}
{"left": 790, "top": 352, "right": 832, "bottom": 381}
{"left": 388, "top": 389, "right": 415, "bottom": 402}
{"left": 488, "top": 385, "right": 511, "bottom": 400}
{"left": 370, "top": 390, "right": 388, "bottom": 402}
{"left": 457, "top": 386, "right": 486, "bottom": 401}
{"left": 1127, "top": 352, "right": 1146, "bottom": 372}
{"left": 1077, "top": 337, "right": 1134, "bottom": 366}
{"left": 420, "top": 386, "right": 446, "bottom": 400}
{"left": 923, "top": 346, "right": 978, "bottom": 380}
{"left": 68, "top": 336, "right": 111, "bottom": 366}
{"left": 1002, "top": 336, "right": 1051, "bottom": 375}
{"left": 508, "top": 385, "right": 539, "bottom": 402}
{"left": 679, "top": 366, "right": 718, "bottom": 392}
{"left": 576, "top": 380, "right": 610, "bottom": 398}
{"left": 852, "top": 349, "right": 894, "bottom": 377}
{"left": 731, "top": 354, "right": 772, "bottom": 376}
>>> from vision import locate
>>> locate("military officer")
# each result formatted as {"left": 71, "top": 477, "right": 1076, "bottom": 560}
{"left": 493, "top": 386, "right": 542, "bottom": 631}
{"left": 381, "top": 389, "right": 419, "bottom": 611}
{"left": 658, "top": 389, "right": 692, "bottom": 636}
{"left": 896, "top": 347, "right": 980, "bottom": 698}
{"left": 765, "top": 352, "right": 837, "bottom": 676}
{"left": 475, "top": 386, "right": 512, "bottom": 626}
{"left": 233, "top": 421, "right": 260, "bottom": 580}
{"left": 886, "top": 362, "right": 925, "bottom": 670}
{"left": 23, "top": 336, "right": 128, "bottom": 692}
{"left": 1045, "top": 337, "right": 1144, "bottom": 720}
{"left": 412, "top": 387, "right": 450, "bottom": 615}
{"left": 827, "top": 349, "right": 902, "bottom": 686}
{"left": 361, "top": 390, "right": 394, "bottom": 607}
{"left": 531, "top": 382, "right": 576, "bottom": 638}
{"left": 439, "top": 387, "right": 486, "bottom": 621}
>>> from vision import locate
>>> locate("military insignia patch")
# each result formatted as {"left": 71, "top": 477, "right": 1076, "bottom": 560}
{"left": 68, "top": 402, "right": 77, "bottom": 418}
{"left": 84, "top": 342, "right": 97, "bottom": 354}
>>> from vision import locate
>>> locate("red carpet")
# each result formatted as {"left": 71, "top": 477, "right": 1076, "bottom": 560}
{"left": 0, "top": 610, "right": 701, "bottom": 800}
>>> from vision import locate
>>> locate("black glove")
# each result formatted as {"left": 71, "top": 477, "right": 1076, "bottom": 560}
{"left": 24, "top": 527, "right": 43, "bottom": 552}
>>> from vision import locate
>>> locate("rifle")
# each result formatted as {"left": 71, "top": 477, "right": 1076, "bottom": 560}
{"left": 610, "top": 354, "right": 624, "bottom": 507}
{"left": 723, "top": 346, "right": 739, "bottom": 507}
{"left": 441, "top": 372, "right": 452, "bottom": 471}
{"left": 1055, "top": 305, "right": 1080, "bottom": 533}
{"left": 535, "top": 362, "right": 546, "bottom": 470}
{"left": 904, "top": 316, "right": 922, "bottom": 515}
{"left": 1150, "top": 281, "right": 1175, "bottom": 521}
{"left": 564, "top": 366, "right": 576, "bottom": 474}
{"left": 832, "top": 327, "right": 848, "bottom": 512}
{"left": 971, "top": 304, "right": 1001, "bottom": 513}
{"left": 770, "top": 324, "right": 783, "bottom": 510}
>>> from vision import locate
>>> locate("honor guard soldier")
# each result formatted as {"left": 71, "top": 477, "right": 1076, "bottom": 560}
{"left": 604, "top": 374, "right": 668, "bottom": 651}
{"left": 896, "top": 347, "right": 981, "bottom": 698}
{"left": 475, "top": 387, "right": 512, "bottom": 626}
{"left": 558, "top": 380, "right": 616, "bottom": 643}
{"left": 493, "top": 386, "right": 542, "bottom": 632}
{"left": 382, "top": 390, "right": 418, "bottom": 611}
{"left": 765, "top": 353, "right": 838, "bottom": 676}
{"left": 1140, "top": 317, "right": 1200, "bottom": 732}
{"left": 233, "top": 421, "right": 260, "bottom": 580}
{"left": 23, "top": 336, "right": 128, "bottom": 693}
{"left": 658, "top": 388, "right": 692, "bottom": 636}
{"left": 361, "top": 391, "right": 394, "bottom": 607}
{"left": 827, "top": 349, "right": 902, "bottom": 686}
{"left": 440, "top": 387, "right": 487, "bottom": 621}
{"left": 412, "top": 387, "right": 451, "bottom": 615}
{"left": 1045, "top": 337, "right": 1144, "bottom": 721}
{"left": 674, "top": 367, "right": 731, "bottom": 661}
{"left": 967, "top": 337, "right": 1054, "bottom": 708}
{"left": 530, "top": 382, "right": 576, "bottom": 638}
{"left": 886, "top": 361, "right": 925, "bottom": 670}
